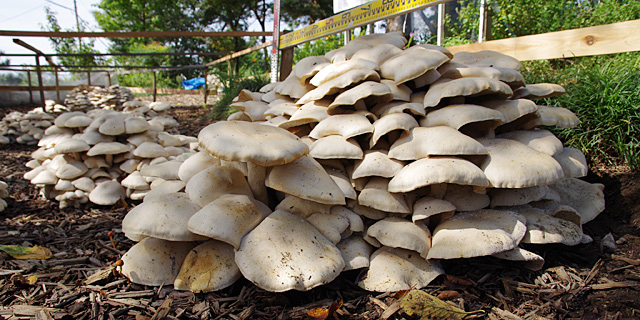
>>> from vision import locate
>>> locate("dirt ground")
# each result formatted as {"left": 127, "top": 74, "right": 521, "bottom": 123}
{"left": 0, "top": 101, "right": 639, "bottom": 320}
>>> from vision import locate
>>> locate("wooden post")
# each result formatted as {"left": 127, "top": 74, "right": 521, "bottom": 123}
{"left": 87, "top": 70, "right": 92, "bottom": 86}
{"left": 26, "top": 70, "right": 33, "bottom": 104}
{"left": 54, "top": 67, "right": 60, "bottom": 102}
{"left": 107, "top": 71, "right": 111, "bottom": 87}
{"left": 34, "top": 55, "right": 45, "bottom": 104}
{"left": 203, "top": 67, "right": 209, "bottom": 105}
{"left": 437, "top": 3, "right": 445, "bottom": 46}
{"left": 152, "top": 71, "right": 157, "bottom": 102}
{"left": 279, "top": 47, "right": 294, "bottom": 81}
{"left": 478, "top": 0, "right": 487, "bottom": 43}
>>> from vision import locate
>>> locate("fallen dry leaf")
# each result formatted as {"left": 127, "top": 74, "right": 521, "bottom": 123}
{"left": 0, "top": 245, "right": 52, "bottom": 260}
{"left": 306, "top": 299, "right": 343, "bottom": 320}
{"left": 399, "top": 289, "right": 484, "bottom": 320}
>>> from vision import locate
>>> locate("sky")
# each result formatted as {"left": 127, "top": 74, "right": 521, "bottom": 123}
{"left": 1, "top": 0, "right": 108, "bottom": 66}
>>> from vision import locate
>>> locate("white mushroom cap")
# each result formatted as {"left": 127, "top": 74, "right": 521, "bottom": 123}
{"left": 369, "top": 113, "right": 419, "bottom": 148}
{"left": 497, "top": 129, "right": 563, "bottom": 156}
{"left": 489, "top": 185, "right": 549, "bottom": 208}
{"left": 389, "top": 126, "right": 488, "bottom": 160}
{"left": 420, "top": 105, "right": 506, "bottom": 137}
{"left": 479, "top": 99, "right": 538, "bottom": 123}
{"left": 309, "top": 135, "right": 363, "bottom": 160}
{"left": 309, "top": 58, "right": 379, "bottom": 87}
{"left": 478, "top": 138, "right": 564, "bottom": 188}
{"left": 511, "top": 205, "right": 582, "bottom": 245}
{"left": 492, "top": 247, "right": 545, "bottom": 271}
{"left": 88, "top": 180, "right": 125, "bottom": 205}
{"left": 121, "top": 172, "right": 150, "bottom": 190}
{"left": 327, "top": 81, "right": 393, "bottom": 114}
{"left": 293, "top": 56, "right": 330, "bottom": 84}
{"left": 351, "top": 44, "right": 404, "bottom": 66}
{"left": 512, "top": 83, "right": 565, "bottom": 100}
{"left": 185, "top": 165, "right": 252, "bottom": 207}
{"left": 427, "top": 209, "right": 527, "bottom": 259}
{"left": 423, "top": 78, "right": 514, "bottom": 107}
{"left": 120, "top": 237, "right": 196, "bottom": 286}
{"left": 124, "top": 117, "right": 150, "bottom": 134}
{"left": 133, "top": 142, "right": 168, "bottom": 158}
{"left": 187, "top": 194, "right": 271, "bottom": 249}
{"left": 336, "top": 235, "right": 374, "bottom": 271}
{"left": 352, "top": 150, "right": 405, "bottom": 179}
{"left": 122, "top": 192, "right": 208, "bottom": 241}
{"left": 309, "top": 114, "right": 374, "bottom": 139}
{"left": 274, "top": 195, "right": 332, "bottom": 218}
{"left": 553, "top": 147, "right": 588, "bottom": 178}
{"left": 451, "top": 50, "right": 522, "bottom": 70}
{"left": 389, "top": 157, "right": 489, "bottom": 193}
{"left": 411, "top": 197, "right": 456, "bottom": 223}
{"left": 326, "top": 168, "right": 357, "bottom": 200}
{"left": 72, "top": 177, "right": 95, "bottom": 192}
{"left": 548, "top": 178, "right": 605, "bottom": 224}
{"left": 358, "top": 177, "right": 410, "bottom": 214}
{"left": 443, "top": 184, "right": 490, "bottom": 211}
{"left": 54, "top": 138, "right": 90, "bottom": 154}
{"left": 56, "top": 160, "right": 88, "bottom": 180}
{"left": 177, "top": 151, "right": 220, "bottom": 183}
{"left": 266, "top": 155, "right": 345, "bottom": 205}
{"left": 358, "top": 246, "right": 444, "bottom": 292}
{"left": 297, "top": 68, "right": 380, "bottom": 105}
{"left": 379, "top": 46, "right": 450, "bottom": 84}
{"left": 235, "top": 210, "right": 345, "bottom": 292}
{"left": 307, "top": 211, "right": 350, "bottom": 244}
{"left": 173, "top": 240, "right": 241, "bottom": 293}
{"left": 198, "top": 121, "right": 309, "bottom": 166}
{"left": 86, "top": 142, "right": 130, "bottom": 157}
{"left": 367, "top": 217, "right": 432, "bottom": 258}
{"left": 139, "top": 160, "right": 182, "bottom": 180}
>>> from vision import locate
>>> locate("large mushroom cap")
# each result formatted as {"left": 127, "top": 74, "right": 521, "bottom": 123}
{"left": 198, "top": 121, "right": 309, "bottom": 166}
{"left": 173, "top": 240, "right": 242, "bottom": 293}
{"left": 235, "top": 210, "right": 345, "bottom": 292}
{"left": 427, "top": 209, "right": 527, "bottom": 259}
{"left": 121, "top": 237, "right": 196, "bottom": 286}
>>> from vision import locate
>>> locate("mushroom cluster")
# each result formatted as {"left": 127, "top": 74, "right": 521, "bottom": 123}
{"left": 118, "top": 32, "right": 605, "bottom": 293}
{"left": 0, "top": 181, "right": 8, "bottom": 212}
{"left": 0, "top": 108, "right": 55, "bottom": 145}
{"left": 53, "top": 85, "right": 134, "bottom": 112}
{"left": 24, "top": 108, "right": 195, "bottom": 208}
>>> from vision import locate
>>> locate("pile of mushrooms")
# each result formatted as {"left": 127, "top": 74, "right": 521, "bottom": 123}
{"left": 117, "top": 32, "right": 605, "bottom": 293}
{"left": 0, "top": 108, "right": 55, "bottom": 145}
{"left": 0, "top": 181, "right": 7, "bottom": 212}
{"left": 24, "top": 108, "right": 195, "bottom": 208}
{"left": 53, "top": 85, "right": 134, "bottom": 112}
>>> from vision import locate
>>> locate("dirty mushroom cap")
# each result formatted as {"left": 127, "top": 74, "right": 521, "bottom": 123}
{"left": 511, "top": 205, "right": 582, "bottom": 246}
{"left": 489, "top": 185, "right": 549, "bottom": 208}
{"left": 326, "top": 168, "right": 357, "bottom": 200}
{"left": 512, "top": 83, "right": 565, "bottom": 100}
{"left": 120, "top": 237, "right": 196, "bottom": 286}
{"left": 423, "top": 77, "right": 514, "bottom": 107}
{"left": 358, "top": 177, "right": 411, "bottom": 214}
{"left": 293, "top": 56, "right": 330, "bottom": 84}
{"left": 547, "top": 178, "right": 605, "bottom": 224}
{"left": 411, "top": 197, "right": 456, "bottom": 223}
{"left": 274, "top": 195, "right": 333, "bottom": 218}
{"left": 327, "top": 81, "right": 393, "bottom": 114}
{"left": 309, "top": 135, "right": 363, "bottom": 160}
{"left": 173, "top": 240, "right": 242, "bottom": 293}
{"left": 306, "top": 211, "right": 350, "bottom": 244}
{"left": 443, "top": 184, "right": 490, "bottom": 212}
{"left": 479, "top": 99, "right": 538, "bottom": 123}
{"left": 235, "top": 210, "right": 345, "bottom": 292}
{"left": 369, "top": 113, "right": 419, "bottom": 148}
{"left": 492, "top": 247, "right": 545, "bottom": 271}
{"left": 451, "top": 50, "right": 522, "bottom": 70}
{"left": 380, "top": 46, "right": 451, "bottom": 84}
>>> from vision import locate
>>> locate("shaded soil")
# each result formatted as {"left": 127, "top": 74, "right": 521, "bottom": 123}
{"left": 1, "top": 104, "right": 639, "bottom": 319}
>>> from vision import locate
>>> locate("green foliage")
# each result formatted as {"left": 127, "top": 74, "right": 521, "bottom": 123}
{"left": 281, "top": 0, "right": 333, "bottom": 27}
{"left": 450, "top": 0, "right": 640, "bottom": 41}
{"left": 44, "top": 7, "right": 103, "bottom": 67}
{"left": 293, "top": 34, "right": 343, "bottom": 63}
{"left": 522, "top": 54, "right": 640, "bottom": 169}
{"left": 211, "top": 74, "right": 269, "bottom": 120}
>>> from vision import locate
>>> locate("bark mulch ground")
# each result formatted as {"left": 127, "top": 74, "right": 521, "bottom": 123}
{"left": 1, "top": 103, "right": 639, "bottom": 320}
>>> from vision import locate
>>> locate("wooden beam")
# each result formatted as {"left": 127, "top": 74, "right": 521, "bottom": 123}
{"left": 1, "top": 30, "right": 272, "bottom": 38}
{"left": 447, "top": 19, "right": 640, "bottom": 61}
{"left": 206, "top": 41, "right": 273, "bottom": 67}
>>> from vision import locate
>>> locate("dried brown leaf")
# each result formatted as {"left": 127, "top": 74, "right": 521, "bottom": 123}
{"left": 399, "top": 289, "right": 484, "bottom": 320}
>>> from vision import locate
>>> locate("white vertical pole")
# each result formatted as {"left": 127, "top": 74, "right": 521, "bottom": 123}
{"left": 270, "top": 0, "right": 281, "bottom": 83}
{"left": 478, "top": 0, "right": 486, "bottom": 43}
{"left": 437, "top": 3, "right": 444, "bottom": 46}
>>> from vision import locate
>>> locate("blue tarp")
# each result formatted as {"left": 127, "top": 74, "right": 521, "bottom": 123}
{"left": 182, "top": 77, "right": 206, "bottom": 90}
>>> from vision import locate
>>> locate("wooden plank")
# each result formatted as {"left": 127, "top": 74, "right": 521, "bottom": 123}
{"left": 447, "top": 19, "right": 640, "bottom": 61}
{"left": 0, "top": 30, "right": 271, "bottom": 38}
{"left": 206, "top": 41, "right": 273, "bottom": 67}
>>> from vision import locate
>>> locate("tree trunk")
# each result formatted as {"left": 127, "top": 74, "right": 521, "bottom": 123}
{"left": 386, "top": 15, "right": 405, "bottom": 33}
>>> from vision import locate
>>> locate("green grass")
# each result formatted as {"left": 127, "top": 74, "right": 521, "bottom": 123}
{"left": 522, "top": 53, "right": 640, "bottom": 169}
{"left": 210, "top": 74, "right": 270, "bottom": 121}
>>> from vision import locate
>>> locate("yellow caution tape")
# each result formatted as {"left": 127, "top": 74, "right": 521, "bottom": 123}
{"left": 280, "top": 0, "right": 450, "bottom": 48}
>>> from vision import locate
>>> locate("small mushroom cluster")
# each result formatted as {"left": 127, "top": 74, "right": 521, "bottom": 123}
{"left": 54, "top": 85, "right": 134, "bottom": 112}
{"left": 0, "top": 181, "right": 8, "bottom": 212}
{"left": 24, "top": 108, "right": 195, "bottom": 208}
{"left": 0, "top": 108, "right": 55, "bottom": 145}
{"left": 118, "top": 32, "right": 605, "bottom": 293}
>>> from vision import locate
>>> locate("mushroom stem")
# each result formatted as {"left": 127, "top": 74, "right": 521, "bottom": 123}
{"left": 247, "top": 162, "right": 269, "bottom": 206}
